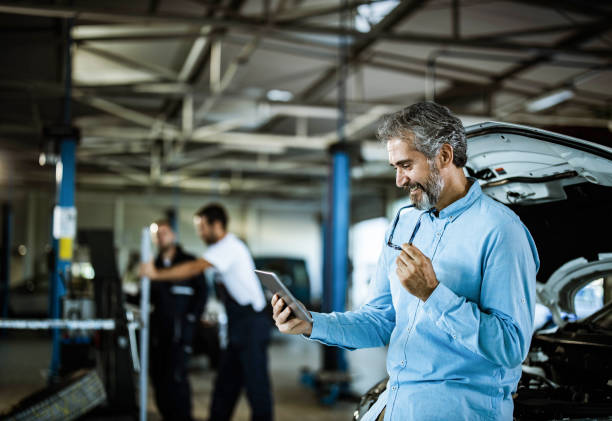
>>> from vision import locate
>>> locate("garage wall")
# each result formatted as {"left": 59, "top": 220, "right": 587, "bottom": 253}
{"left": 5, "top": 188, "right": 326, "bottom": 300}
{"left": 3, "top": 184, "right": 402, "bottom": 301}
{"left": 245, "top": 207, "right": 323, "bottom": 299}
{"left": 1, "top": 191, "right": 54, "bottom": 287}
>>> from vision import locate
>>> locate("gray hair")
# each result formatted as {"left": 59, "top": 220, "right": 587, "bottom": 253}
{"left": 377, "top": 101, "right": 467, "bottom": 167}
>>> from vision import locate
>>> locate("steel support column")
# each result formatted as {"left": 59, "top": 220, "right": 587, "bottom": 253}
{"left": 49, "top": 18, "right": 76, "bottom": 381}
{"left": 139, "top": 227, "right": 152, "bottom": 421}
{"left": 319, "top": 0, "right": 351, "bottom": 403}
{"left": 323, "top": 146, "right": 350, "bottom": 373}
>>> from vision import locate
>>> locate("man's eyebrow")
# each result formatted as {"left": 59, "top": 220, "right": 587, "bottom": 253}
{"left": 390, "top": 159, "right": 412, "bottom": 167}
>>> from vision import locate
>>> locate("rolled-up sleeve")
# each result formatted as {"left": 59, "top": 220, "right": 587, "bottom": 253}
{"left": 308, "top": 247, "right": 396, "bottom": 350}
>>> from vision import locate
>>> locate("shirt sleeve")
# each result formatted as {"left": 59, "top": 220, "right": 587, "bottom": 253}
{"left": 308, "top": 245, "right": 396, "bottom": 351}
{"left": 203, "top": 242, "right": 232, "bottom": 273}
{"left": 423, "top": 218, "right": 539, "bottom": 369}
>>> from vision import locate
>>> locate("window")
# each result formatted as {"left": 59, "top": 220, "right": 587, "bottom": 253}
{"left": 574, "top": 278, "right": 604, "bottom": 319}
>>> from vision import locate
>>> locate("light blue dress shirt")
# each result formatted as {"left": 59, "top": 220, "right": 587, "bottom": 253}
{"left": 309, "top": 180, "right": 539, "bottom": 420}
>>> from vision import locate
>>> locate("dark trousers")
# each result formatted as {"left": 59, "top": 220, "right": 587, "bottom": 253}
{"left": 150, "top": 319, "right": 194, "bottom": 421}
{"left": 209, "top": 311, "right": 273, "bottom": 421}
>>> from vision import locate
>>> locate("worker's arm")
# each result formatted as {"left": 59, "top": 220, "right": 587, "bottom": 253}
{"left": 139, "top": 258, "right": 212, "bottom": 282}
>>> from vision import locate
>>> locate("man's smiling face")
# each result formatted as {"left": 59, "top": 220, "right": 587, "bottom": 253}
{"left": 387, "top": 135, "right": 444, "bottom": 210}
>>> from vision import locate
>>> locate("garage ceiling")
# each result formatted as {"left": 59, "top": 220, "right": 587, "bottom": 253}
{"left": 0, "top": 0, "right": 610, "bottom": 202}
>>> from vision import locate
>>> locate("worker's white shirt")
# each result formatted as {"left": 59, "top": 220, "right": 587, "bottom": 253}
{"left": 203, "top": 233, "right": 266, "bottom": 312}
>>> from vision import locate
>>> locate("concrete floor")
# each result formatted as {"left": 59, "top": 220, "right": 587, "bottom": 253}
{"left": 0, "top": 331, "right": 387, "bottom": 421}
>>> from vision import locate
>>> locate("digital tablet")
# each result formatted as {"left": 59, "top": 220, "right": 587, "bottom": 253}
{"left": 255, "top": 270, "right": 313, "bottom": 324}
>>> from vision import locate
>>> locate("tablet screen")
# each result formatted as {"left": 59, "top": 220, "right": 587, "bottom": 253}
{"left": 255, "top": 270, "right": 313, "bottom": 323}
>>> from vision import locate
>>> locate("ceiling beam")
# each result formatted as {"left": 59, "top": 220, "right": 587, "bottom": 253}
{"left": 269, "top": 1, "right": 371, "bottom": 23}
{"left": 78, "top": 44, "right": 179, "bottom": 81}
{"left": 72, "top": 91, "right": 181, "bottom": 138}
{"left": 1, "top": 3, "right": 609, "bottom": 58}
{"left": 296, "top": 0, "right": 430, "bottom": 103}
{"left": 434, "top": 21, "right": 612, "bottom": 111}
{"left": 495, "top": 66, "right": 611, "bottom": 117}
{"left": 490, "top": 22, "right": 612, "bottom": 86}
{"left": 259, "top": 0, "right": 429, "bottom": 132}
{"left": 163, "top": 158, "right": 328, "bottom": 179}
{"left": 509, "top": 0, "right": 612, "bottom": 20}
{"left": 466, "top": 20, "right": 609, "bottom": 43}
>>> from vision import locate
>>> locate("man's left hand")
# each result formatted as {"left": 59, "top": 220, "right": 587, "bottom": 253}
{"left": 138, "top": 261, "right": 158, "bottom": 280}
{"left": 396, "top": 243, "right": 439, "bottom": 301}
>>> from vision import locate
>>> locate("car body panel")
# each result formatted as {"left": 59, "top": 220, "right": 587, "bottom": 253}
{"left": 537, "top": 254, "right": 612, "bottom": 326}
{"left": 465, "top": 122, "right": 612, "bottom": 206}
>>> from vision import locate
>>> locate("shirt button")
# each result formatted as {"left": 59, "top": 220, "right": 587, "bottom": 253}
{"left": 452, "top": 334, "right": 457, "bottom": 339}
{"left": 400, "top": 360, "right": 406, "bottom": 367}
{"left": 391, "top": 385, "right": 398, "bottom": 391}
{"left": 436, "top": 232, "right": 441, "bottom": 237}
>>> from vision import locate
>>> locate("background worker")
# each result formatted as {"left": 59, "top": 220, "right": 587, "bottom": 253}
{"left": 141, "top": 204, "right": 273, "bottom": 421}
{"left": 148, "top": 219, "right": 208, "bottom": 421}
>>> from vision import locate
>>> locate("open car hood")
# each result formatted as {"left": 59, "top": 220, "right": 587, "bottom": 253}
{"left": 465, "top": 122, "right": 612, "bottom": 316}
{"left": 465, "top": 121, "right": 612, "bottom": 206}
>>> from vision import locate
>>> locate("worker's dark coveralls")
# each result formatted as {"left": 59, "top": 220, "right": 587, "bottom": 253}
{"left": 209, "top": 281, "right": 273, "bottom": 421}
{"left": 150, "top": 245, "right": 207, "bottom": 421}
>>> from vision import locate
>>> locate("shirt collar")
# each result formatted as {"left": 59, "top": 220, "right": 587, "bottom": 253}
{"left": 437, "top": 177, "right": 482, "bottom": 220}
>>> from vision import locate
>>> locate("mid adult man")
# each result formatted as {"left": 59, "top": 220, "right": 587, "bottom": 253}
{"left": 141, "top": 204, "right": 272, "bottom": 421}
{"left": 148, "top": 219, "right": 207, "bottom": 421}
{"left": 272, "top": 102, "right": 539, "bottom": 420}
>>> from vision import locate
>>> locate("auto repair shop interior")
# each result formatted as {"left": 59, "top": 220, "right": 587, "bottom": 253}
{"left": 0, "top": 1, "right": 611, "bottom": 420}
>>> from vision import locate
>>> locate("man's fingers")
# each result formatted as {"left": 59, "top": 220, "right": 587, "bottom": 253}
{"left": 271, "top": 294, "right": 278, "bottom": 306}
{"left": 401, "top": 243, "right": 426, "bottom": 263}
{"left": 276, "top": 305, "right": 293, "bottom": 325}
{"left": 396, "top": 251, "right": 411, "bottom": 267}
{"left": 396, "top": 252, "right": 416, "bottom": 272}
{"left": 272, "top": 297, "right": 286, "bottom": 319}
{"left": 279, "top": 317, "right": 303, "bottom": 333}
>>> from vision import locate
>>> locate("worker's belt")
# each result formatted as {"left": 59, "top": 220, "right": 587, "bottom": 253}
{"left": 170, "top": 286, "right": 194, "bottom": 296}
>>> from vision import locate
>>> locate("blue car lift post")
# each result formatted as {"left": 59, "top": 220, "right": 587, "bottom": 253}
{"left": 301, "top": 0, "right": 355, "bottom": 405}
{"left": 49, "top": 18, "right": 78, "bottom": 382}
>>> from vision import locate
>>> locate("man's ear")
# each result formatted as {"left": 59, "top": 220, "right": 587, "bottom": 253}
{"left": 214, "top": 220, "right": 225, "bottom": 233}
{"left": 437, "top": 143, "right": 454, "bottom": 168}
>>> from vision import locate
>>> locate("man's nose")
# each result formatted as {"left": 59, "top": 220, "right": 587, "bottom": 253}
{"left": 396, "top": 169, "right": 408, "bottom": 188}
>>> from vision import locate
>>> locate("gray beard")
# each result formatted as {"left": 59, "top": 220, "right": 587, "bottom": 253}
{"left": 410, "top": 160, "right": 444, "bottom": 210}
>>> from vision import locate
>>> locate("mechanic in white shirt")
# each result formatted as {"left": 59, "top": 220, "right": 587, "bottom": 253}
{"left": 141, "top": 203, "right": 273, "bottom": 421}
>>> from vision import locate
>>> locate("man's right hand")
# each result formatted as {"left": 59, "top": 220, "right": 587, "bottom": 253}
{"left": 271, "top": 294, "right": 313, "bottom": 336}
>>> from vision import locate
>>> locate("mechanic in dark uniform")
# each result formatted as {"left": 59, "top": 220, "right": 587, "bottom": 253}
{"left": 141, "top": 205, "right": 273, "bottom": 421}
{"left": 149, "top": 219, "right": 207, "bottom": 421}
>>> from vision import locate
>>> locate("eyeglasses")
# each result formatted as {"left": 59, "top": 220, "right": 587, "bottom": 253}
{"left": 386, "top": 205, "right": 434, "bottom": 250}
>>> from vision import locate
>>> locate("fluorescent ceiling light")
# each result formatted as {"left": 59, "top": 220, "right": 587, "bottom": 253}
{"left": 220, "top": 142, "right": 286, "bottom": 155}
{"left": 266, "top": 89, "right": 294, "bottom": 102}
{"left": 355, "top": 1, "right": 400, "bottom": 33}
{"left": 525, "top": 89, "right": 574, "bottom": 112}
{"left": 132, "top": 83, "right": 190, "bottom": 94}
